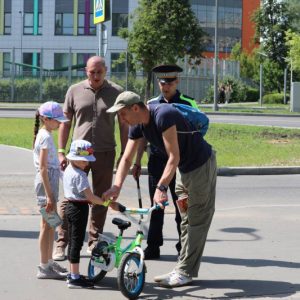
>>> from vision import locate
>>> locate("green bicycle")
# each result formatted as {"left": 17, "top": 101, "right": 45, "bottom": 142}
{"left": 87, "top": 203, "right": 167, "bottom": 299}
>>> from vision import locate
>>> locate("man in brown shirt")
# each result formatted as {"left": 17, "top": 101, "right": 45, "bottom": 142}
{"left": 53, "top": 56, "right": 128, "bottom": 260}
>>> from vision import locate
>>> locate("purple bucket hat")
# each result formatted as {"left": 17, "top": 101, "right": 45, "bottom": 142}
{"left": 39, "top": 101, "right": 69, "bottom": 122}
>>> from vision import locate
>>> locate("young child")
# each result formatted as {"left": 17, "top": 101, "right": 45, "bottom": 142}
{"left": 33, "top": 101, "right": 69, "bottom": 279}
{"left": 63, "top": 139, "right": 116, "bottom": 289}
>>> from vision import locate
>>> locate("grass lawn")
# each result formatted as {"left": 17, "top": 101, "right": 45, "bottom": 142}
{"left": 1, "top": 118, "right": 300, "bottom": 167}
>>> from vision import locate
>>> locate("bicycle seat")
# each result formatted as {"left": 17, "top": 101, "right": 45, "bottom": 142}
{"left": 112, "top": 218, "right": 131, "bottom": 230}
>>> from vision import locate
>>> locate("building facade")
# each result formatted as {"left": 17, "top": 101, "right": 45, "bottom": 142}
{"left": 0, "top": 0, "right": 259, "bottom": 77}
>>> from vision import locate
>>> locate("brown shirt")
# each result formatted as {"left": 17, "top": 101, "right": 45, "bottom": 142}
{"left": 64, "top": 79, "right": 123, "bottom": 152}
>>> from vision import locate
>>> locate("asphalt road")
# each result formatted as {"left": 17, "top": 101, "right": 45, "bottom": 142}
{"left": 1, "top": 109, "right": 300, "bottom": 129}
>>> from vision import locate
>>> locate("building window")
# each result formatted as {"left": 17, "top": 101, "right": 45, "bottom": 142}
{"left": 55, "top": 1, "right": 73, "bottom": 35}
{"left": 112, "top": 13, "right": 128, "bottom": 36}
{"left": 191, "top": 0, "right": 242, "bottom": 53}
{"left": 23, "top": 0, "right": 43, "bottom": 35}
{"left": 111, "top": 53, "right": 125, "bottom": 73}
{"left": 4, "top": 13, "right": 11, "bottom": 34}
{"left": 3, "top": 52, "right": 11, "bottom": 76}
{"left": 22, "top": 52, "right": 40, "bottom": 75}
{"left": 23, "top": 13, "right": 42, "bottom": 35}
{"left": 54, "top": 53, "right": 70, "bottom": 69}
{"left": 55, "top": 13, "right": 73, "bottom": 35}
{"left": 78, "top": 0, "right": 96, "bottom": 36}
{"left": 112, "top": 0, "right": 128, "bottom": 36}
{"left": 78, "top": 13, "right": 96, "bottom": 35}
{"left": 3, "top": 0, "right": 12, "bottom": 35}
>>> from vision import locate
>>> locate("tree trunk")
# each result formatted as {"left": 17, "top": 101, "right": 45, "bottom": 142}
{"left": 145, "top": 71, "right": 152, "bottom": 102}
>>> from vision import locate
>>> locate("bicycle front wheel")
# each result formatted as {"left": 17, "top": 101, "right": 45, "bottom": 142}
{"left": 87, "top": 241, "right": 108, "bottom": 282}
{"left": 117, "top": 252, "right": 146, "bottom": 300}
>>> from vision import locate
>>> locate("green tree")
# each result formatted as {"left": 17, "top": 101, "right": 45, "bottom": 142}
{"left": 286, "top": 30, "right": 300, "bottom": 72}
{"left": 284, "top": 0, "right": 300, "bottom": 32}
{"left": 119, "top": 0, "right": 206, "bottom": 99}
{"left": 252, "top": 0, "right": 291, "bottom": 68}
{"left": 230, "top": 42, "right": 259, "bottom": 79}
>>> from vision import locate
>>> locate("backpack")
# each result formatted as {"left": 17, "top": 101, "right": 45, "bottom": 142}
{"left": 171, "top": 103, "right": 209, "bottom": 136}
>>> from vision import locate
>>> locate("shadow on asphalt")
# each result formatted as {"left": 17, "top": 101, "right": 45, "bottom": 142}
{"left": 84, "top": 276, "right": 300, "bottom": 299}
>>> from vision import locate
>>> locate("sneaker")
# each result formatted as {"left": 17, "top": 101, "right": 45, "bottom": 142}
{"left": 157, "top": 271, "right": 192, "bottom": 288}
{"left": 86, "top": 244, "right": 96, "bottom": 255}
{"left": 53, "top": 247, "right": 66, "bottom": 261}
{"left": 51, "top": 262, "right": 68, "bottom": 276}
{"left": 68, "top": 276, "right": 94, "bottom": 289}
{"left": 154, "top": 270, "right": 176, "bottom": 282}
{"left": 144, "top": 246, "right": 160, "bottom": 260}
{"left": 36, "top": 266, "right": 66, "bottom": 280}
{"left": 66, "top": 274, "right": 87, "bottom": 284}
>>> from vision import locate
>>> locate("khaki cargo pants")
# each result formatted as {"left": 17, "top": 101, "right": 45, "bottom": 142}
{"left": 175, "top": 151, "right": 217, "bottom": 277}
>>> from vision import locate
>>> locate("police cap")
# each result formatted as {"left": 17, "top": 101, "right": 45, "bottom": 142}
{"left": 152, "top": 64, "right": 183, "bottom": 83}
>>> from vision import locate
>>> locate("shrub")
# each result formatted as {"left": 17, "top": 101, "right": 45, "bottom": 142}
{"left": 205, "top": 76, "right": 251, "bottom": 103}
{"left": 15, "top": 78, "right": 40, "bottom": 102}
{"left": 263, "top": 93, "right": 288, "bottom": 104}
{"left": 245, "top": 87, "right": 259, "bottom": 102}
{"left": 0, "top": 80, "right": 11, "bottom": 101}
{"left": 43, "top": 78, "right": 69, "bottom": 102}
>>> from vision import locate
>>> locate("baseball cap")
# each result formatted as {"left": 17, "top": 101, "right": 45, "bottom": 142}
{"left": 106, "top": 91, "right": 143, "bottom": 113}
{"left": 66, "top": 140, "right": 96, "bottom": 162}
{"left": 39, "top": 101, "right": 69, "bottom": 122}
{"left": 152, "top": 64, "right": 183, "bottom": 83}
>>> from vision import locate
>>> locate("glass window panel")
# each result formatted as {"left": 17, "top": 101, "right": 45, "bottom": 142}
{"left": 112, "top": 13, "right": 128, "bottom": 36}
{"left": 111, "top": 53, "right": 125, "bottom": 73}
{"left": 78, "top": 14, "right": 84, "bottom": 27}
{"left": 54, "top": 53, "right": 69, "bottom": 69}
{"left": 24, "top": 13, "right": 33, "bottom": 26}
{"left": 64, "top": 14, "right": 73, "bottom": 27}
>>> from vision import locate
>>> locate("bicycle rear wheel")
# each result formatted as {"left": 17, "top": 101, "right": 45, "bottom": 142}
{"left": 117, "top": 252, "right": 145, "bottom": 300}
{"left": 87, "top": 241, "right": 108, "bottom": 282}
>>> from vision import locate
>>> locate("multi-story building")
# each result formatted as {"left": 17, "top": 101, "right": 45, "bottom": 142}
{"left": 0, "top": 0, "right": 259, "bottom": 77}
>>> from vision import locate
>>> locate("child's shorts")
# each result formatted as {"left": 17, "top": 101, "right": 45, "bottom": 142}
{"left": 34, "top": 168, "right": 60, "bottom": 206}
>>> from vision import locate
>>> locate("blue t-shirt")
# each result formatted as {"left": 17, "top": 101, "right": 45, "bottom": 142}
{"left": 129, "top": 103, "right": 212, "bottom": 173}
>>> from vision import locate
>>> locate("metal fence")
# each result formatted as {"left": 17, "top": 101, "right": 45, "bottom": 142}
{"left": 0, "top": 49, "right": 240, "bottom": 103}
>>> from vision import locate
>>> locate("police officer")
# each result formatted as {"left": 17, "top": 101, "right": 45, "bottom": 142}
{"left": 133, "top": 64, "right": 198, "bottom": 259}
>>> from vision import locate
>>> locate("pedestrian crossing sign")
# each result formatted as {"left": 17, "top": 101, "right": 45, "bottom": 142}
{"left": 94, "top": 0, "right": 105, "bottom": 24}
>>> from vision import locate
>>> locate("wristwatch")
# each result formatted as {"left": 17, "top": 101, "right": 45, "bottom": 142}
{"left": 156, "top": 184, "right": 168, "bottom": 192}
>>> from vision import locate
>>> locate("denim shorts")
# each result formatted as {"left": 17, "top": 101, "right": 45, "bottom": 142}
{"left": 34, "top": 168, "right": 60, "bottom": 206}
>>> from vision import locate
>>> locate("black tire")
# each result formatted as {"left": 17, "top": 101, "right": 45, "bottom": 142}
{"left": 87, "top": 241, "right": 108, "bottom": 282}
{"left": 117, "top": 252, "right": 146, "bottom": 300}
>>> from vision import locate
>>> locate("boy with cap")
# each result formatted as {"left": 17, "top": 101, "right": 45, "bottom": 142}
{"left": 63, "top": 139, "right": 117, "bottom": 289}
{"left": 132, "top": 64, "right": 198, "bottom": 259}
{"left": 103, "top": 91, "right": 216, "bottom": 288}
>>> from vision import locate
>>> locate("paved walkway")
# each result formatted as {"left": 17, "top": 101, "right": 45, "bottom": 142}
{"left": 1, "top": 144, "right": 300, "bottom": 215}
{"left": 0, "top": 144, "right": 300, "bottom": 299}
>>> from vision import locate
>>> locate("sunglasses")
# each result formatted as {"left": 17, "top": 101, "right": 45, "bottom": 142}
{"left": 75, "top": 147, "right": 94, "bottom": 156}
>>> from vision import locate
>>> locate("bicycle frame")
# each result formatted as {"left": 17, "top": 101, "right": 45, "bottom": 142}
{"left": 94, "top": 204, "right": 160, "bottom": 272}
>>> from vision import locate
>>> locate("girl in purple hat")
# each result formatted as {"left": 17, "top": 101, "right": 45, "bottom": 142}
{"left": 33, "top": 101, "right": 69, "bottom": 279}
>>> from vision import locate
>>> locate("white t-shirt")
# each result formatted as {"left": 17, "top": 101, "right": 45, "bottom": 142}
{"left": 33, "top": 128, "right": 60, "bottom": 170}
{"left": 63, "top": 164, "right": 90, "bottom": 201}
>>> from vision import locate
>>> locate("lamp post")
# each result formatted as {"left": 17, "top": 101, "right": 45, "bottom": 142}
{"left": 257, "top": 52, "right": 268, "bottom": 106}
{"left": 213, "top": 0, "right": 219, "bottom": 111}
{"left": 19, "top": 11, "right": 23, "bottom": 61}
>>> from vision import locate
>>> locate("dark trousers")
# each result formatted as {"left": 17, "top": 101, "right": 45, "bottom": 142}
{"left": 66, "top": 201, "right": 89, "bottom": 264}
{"left": 147, "top": 154, "right": 181, "bottom": 251}
{"left": 56, "top": 151, "right": 115, "bottom": 249}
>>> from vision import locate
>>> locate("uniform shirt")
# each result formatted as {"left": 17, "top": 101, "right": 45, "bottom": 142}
{"left": 63, "top": 164, "right": 90, "bottom": 201}
{"left": 147, "top": 90, "right": 197, "bottom": 159}
{"left": 129, "top": 104, "right": 212, "bottom": 173}
{"left": 64, "top": 79, "right": 123, "bottom": 152}
{"left": 33, "top": 128, "right": 60, "bottom": 170}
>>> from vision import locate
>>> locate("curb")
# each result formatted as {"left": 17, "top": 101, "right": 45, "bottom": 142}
{"left": 137, "top": 166, "right": 300, "bottom": 176}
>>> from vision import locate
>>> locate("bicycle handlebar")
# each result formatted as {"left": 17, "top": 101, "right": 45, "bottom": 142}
{"left": 117, "top": 202, "right": 169, "bottom": 226}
